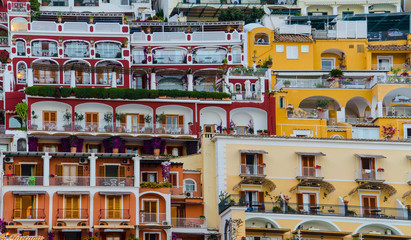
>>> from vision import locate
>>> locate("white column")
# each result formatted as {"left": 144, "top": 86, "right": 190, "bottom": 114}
{"left": 337, "top": 107, "right": 346, "bottom": 122}
{"left": 70, "top": 70, "right": 76, "bottom": 88}
{"left": 27, "top": 68, "right": 33, "bottom": 87}
{"left": 48, "top": 190, "right": 53, "bottom": 232}
{"left": 150, "top": 72, "right": 156, "bottom": 90}
{"left": 377, "top": 101, "right": 383, "bottom": 118}
{"left": 223, "top": 75, "right": 229, "bottom": 93}
{"left": 332, "top": 6, "right": 338, "bottom": 15}
{"left": 363, "top": 5, "right": 369, "bottom": 14}
{"left": 89, "top": 190, "right": 95, "bottom": 234}
{"left": 111, "top": 71, "right": 117, "bottom": 88}
{"left": 88, "top": 153, "right": 97, "bottom": 187}
{"left": 133, "top": 155, "right": 140, "bottom": 187}
{"left": 396, "top": 4, "right": 402, "bottom": 12}
{"left": 42, "top": 152, "right": 50, "bottom": 186}
{"left": 187, "top": 74, "right": 193, "bottom": 91}
{"left": 302, "top": 7, "right": 307, "bottom": 16}
{"left": 3, "top": 68, "right": 11, "bottom": 92}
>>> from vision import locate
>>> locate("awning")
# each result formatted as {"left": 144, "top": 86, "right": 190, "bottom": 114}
{"left": 99, "top": 192, "right": 132, "bottom": 196}
{"left": 138, "top": 224, "right": 171, "bottom": 229}
{"left": 355, "top": 154, "right": 386, "bottom": 159}
{"left": 290, "top": 179, "right": 335, "bottom": 194}
{"left": 246, "top": 228, "right": 290, "bottom": 234}
{"left": 7, "top": 225, "right": 49, "bottom": 229}
{"left": 349, "top": 182, "right": 397, "bottom": 197}
{"left": 292, "top": 230, "right": 351, "bottom": 237}
{"left": 296, "top": 152, "right": 326, "bottom": 156}
{"left": 239, "top": 150, "right": 268, "bottom": 154}
{"left": 352, "top": 233, "right": 411, "bottom": 239}
{"left": 233, "top": 177, "right": 276, "bottom": 192}
{"left": 53, "top": 226, "right": 90, "bottom": 230}
{"left": 57, "top": 191, "right": 90, "bottom": 195}
{"left": 94, "top": 225, "right": 134, "bottom": 229}
{"left": 13, "top": 191, "right": 47, "bottom": 195}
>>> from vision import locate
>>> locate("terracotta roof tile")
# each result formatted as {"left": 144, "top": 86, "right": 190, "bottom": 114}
{"left": 368, "top": 45, "right": 411, "bottom": 51}
{"left": 274, "top": 34, "right": 313, "bottom": 43}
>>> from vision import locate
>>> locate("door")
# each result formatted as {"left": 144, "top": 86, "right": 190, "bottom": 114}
{"left": 245, "top": 154, "right": 257, "bottom": 174}
{"left": 64, "top": 195, "right": 80, "bottom": 218}
{"left": 64, "top": 232, "right": 81, "bottom": 240}
{"left": 302, "top": 155, "right": 315, "bottom": 177}
{"left": 321, "top": 58, "right": 334, "bottom": 71}
{"left": 143, "top": 200, "right": 157, "bottom": 222}
{"left": 14, "top": 195, "right": 36, "bottom": 219}
{"left": 378, "top": 57, "right": 391, "bottom": 71}
{"left": 85, "top": 112, "right": 98, "bottom": 131}
{"left": 244, "top": 191, "right": 258, "bottom": 211}
{"left": 106, "top": 196, "right": 122, "bottom": 219}
{"left": 43, "top": 111, "right": 56, "bottom": 130}
{"left": 297, "top": 193, "right": 317, "bottom": 212}
{"left": 144, "top": 233, "right": 159, "bottom": 240}
{"left": 361, "top": 157, "right": 375, "bottom": 180}
{"left": 126, "top": 114, "right": 143, "bottom": 132}
{"left": 60, "top": 165, "right": 78, "bottom": 185}
{"left": 362, "top": 195, "right": 377, "bottom": 216}
{"left": 106, "top": 233, "right": 121, "bottom": 240}
{"left": 100, "top": 165, "right": 125, "bottom": 186}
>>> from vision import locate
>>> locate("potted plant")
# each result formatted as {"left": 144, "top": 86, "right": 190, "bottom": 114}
{"left": 57, "top": 12, "right": 62, "bottom": 23}
{"left": 74, "top": 0, "right": 81, "bottom": 5}
{"left": 229, "top": 120, "right": 235, "bottom": 133}
{"left": 68, "top": 135, "right": 79, "bottom": 152}
{"left": 315, "top": 165, "right": 321, "bottom": 169}
{"left": 90, "top": 38, "right": 94, "bottom": 47}
{"left": 146, "top": 26, "right": 151, "bottom": 34}
{"left": 257, "top": 129, "right": 263, "bottom": 135}
{"left": 12, "top": 35, "right": 16, "bottom": 45}
{"left": 153, "top": 137, "right": 161, "bottom": 155}
{"left": 123, "top": 38, "right": 128, "bottom": 48}
{"left": 31, "top": 111, "right": 38, "bottom": 130}
{"left": 74, "top": 112, "right": 84, "bottom": 131}
{"left": 89, "top": 15, "right": 94, "bottom": 24}
{"left": 58, "top": 37, "right": 63, "bottom": 46}
{"left": 123, "top": 15, "right": 127, "bottom": 24}
{"left": 200, "top": 215, "right": 206, "bottom": 220}
{"left": 63, "top": 109, "right": 72, "bottom": 131}
{"left": 226, "top": 25, "right": 231, "bottom": 32}
{"left": 377, "top": 168, "right": 384, "bottom": 172}
{"left": 144, "top": 114, "right": 152, "bottom": 133}
{"left": 26, "top": 36, "right": 30, "bottom": 44}
{"left": 283, "top": 80, "right": 291, "bottom": 88}
{"left": 266, "top": 56, "right": 273, "bottom": 68}
{"left": 328, "top": 68, "right": 344, "bottom": 80}
{"left": 104, "top": 112, "right": 113, "bottom": 132}
{"left": 186, "top": 25, "right": 191, "bottom": 33}
{"left": 316, "top": 98, "right": 330, "bottom": 119}
{"left": 222, "top": 127, "right": 227, "bottom": 134}
{"left": 116, "top": 113, "right": 125, "bottom": 132}
{"left": 156, "top": 112, "right": 166, "bottom": 133}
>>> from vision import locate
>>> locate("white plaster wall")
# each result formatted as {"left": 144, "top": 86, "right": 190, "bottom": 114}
{"left": 200, "top": 107, "right": 227, "bottom": 128}
{"left": 230, "top": 108, "right": 267, "bottom": 131}
{"left": 4, "top": 130, "right": 27, "bottom": 152}
{"left": 75, "top": 103, "right": 113, "bottom": 129}
{"left": 31, "top": 101, "right": 72, "bottom": 130}
{"left": 116, "top": 104, "right": 153, "bottom": 116}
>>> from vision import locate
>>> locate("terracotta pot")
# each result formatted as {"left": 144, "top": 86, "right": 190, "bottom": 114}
{"left": 113, "top": 148, "right": 119, "bottom": 153}
{"left": 154, "top": 148, "right": 160, "bottom": 156}
{"left": 70, "top": 147, "right": 77, "bottom": 153}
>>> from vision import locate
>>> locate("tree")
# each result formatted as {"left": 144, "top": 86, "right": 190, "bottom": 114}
{"left": 218, "top": 7, "right": 264, "bottom": 24}
{"left": 30, "top": 0, "right": 41, "bottom": 20}
{"left": 15, "top": 102, "right": 28, "bottom": 127}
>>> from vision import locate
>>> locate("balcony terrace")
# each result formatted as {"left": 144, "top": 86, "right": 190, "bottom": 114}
{"left": 355, "top": 169, "right": 385, "bottom": 183}
{"left": 56, "top": 208, "right": 88, "bottom": 220}
{"left": 171, "top": 218, "right": 206, "bottom": 229}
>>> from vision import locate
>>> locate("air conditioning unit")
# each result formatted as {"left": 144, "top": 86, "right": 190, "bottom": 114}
{"left": 162, "top": 221, "right": 169, "bottom": 225}
{"left": 79, "top": 158, "right": 88, "bottom": 164}
{"left": 185, "top": 191, "right": 194, "bottom": 198}
{"left": 4, "top": 157, "right": 13, "bottom": 163}
{"left": 122, "top": 159, "right": 130, "bottom": 165}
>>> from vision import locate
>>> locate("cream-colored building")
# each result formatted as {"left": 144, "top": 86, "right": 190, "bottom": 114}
{"left": 183, "top": 134, "right": 411, "bottom": 240}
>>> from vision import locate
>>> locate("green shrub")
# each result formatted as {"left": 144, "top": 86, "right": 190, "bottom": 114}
{"left": 38, "top": 86, "right": 56, "bottom": 97}
{"left": 60, "top": 87, "right": 72, "bottom": 97}
{"left": 25, "top": 86, "right": 40, "bottom": 96}
{"left": 109, "top": 88, "right": 122, "bottom": 99}
{"left": 73, "top": 87, "right": 91, "bottom": 98}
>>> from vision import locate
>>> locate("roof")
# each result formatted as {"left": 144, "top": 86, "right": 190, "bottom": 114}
{"left": 349, "top": 182, "right": 397, "bottom": 197}
{"left": 368, "top": 45, "right": 411, "bottom": 51}
{"left": 239, "top": 149, "right": 268, "bottom": 154}
{"left": 355, "top": 154, "right": 386, "bottom": 159}
{"left": 274, "top": 34, "right": 313, "bottom": 43}
{"left": 296, "top": 152, "right": 326, "bottom": 156}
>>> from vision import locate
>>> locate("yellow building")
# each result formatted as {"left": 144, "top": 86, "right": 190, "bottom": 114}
{"left": 186, "top": 134, "right": 411, "bottom": 240}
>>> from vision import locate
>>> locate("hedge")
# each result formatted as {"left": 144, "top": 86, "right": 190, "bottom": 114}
{"left": 25, "top": 86, "right": 231, "bottom": 100}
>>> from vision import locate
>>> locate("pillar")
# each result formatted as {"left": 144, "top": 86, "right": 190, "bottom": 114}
{"left": 27, "top": 68, "right": 33, "bottom": 87}
{"left": 111, "top": 71, "right": 117, "bottom": 88}
{"left": 302, "top": 7, "right": 307, "bottom": 16}
{"left": 337, "top": 107, "right": 346, "bottom": 122}
{"left": 70, "top": 70, "right": 76, "bottom": 88}
{"left": 0, "top": 152, "right": 4, "bottom": 218}
{"left": 150, "top": 72, "right": 156, "bottom": 90}
{"left": 377, "top": 101, "right": 383, "bottom": 117}
{"left": 332, "top": 5, "right": 338, "bottom": 15}
{"left": 396, "top": 4, "right": 401, "bottom": 12}
{"left": 223, "top": 75, "right": 229, "bottom": 93}
{"left": 42, "top": 152, "right": 50, "bottom": 186}
{"left": 88, "top": 153, "right": 97, "bottom": 186}
{"left": 187, "top": 74, "right": 193, "bottom": 91}
{"left": 363, "top": 5, "right": 369, "bottom": 14}
{"left": 133, "top": 155, "right": 140, "bottom": 187}
{"left": 3, "top": 67, "right": 11, "bottom": 92}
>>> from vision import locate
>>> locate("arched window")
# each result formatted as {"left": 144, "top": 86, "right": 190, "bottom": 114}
{"left": 9, "top": 116, "right": 22, "bottom": 129}
{"left": 31, "top": 40, "right": 58, "bottom": 57}
{"left": 193, "top": 47, "right": 227, "bottom": 64}
{"left": 32, "top": 59, "right": 59, "bottom": 84}
{"left": 95, "top": 61, "right": 122, "bottom": 85}
{"left": 254, "top": 33, "right": 269, "bottom": 45}
{"left": 63, "top": 60, "right": 91, "bottom": 85}
{"left": 16, "top": 40, "right": 25, "bottom": 56}
{"left": 157, "top": 76, "right": 185, "bottom": 90}
{"left": 64, "top": 41, "right": 89, "bottom": 58}
{"left": 95, "top": 42, "right": 121, "bottom": 58}
{"left": 183, "top": 179, "right": 196, "bottom": 192}
{"left": 11, "top": 18, "right": 28, "bottom": 32}
{"left": 17, "top": 138, "right": 26, "bottom": 151}
{"left": 153, "top": 48, "right": 187, "bottom": 64}
{"left": 232, "top": 47, "right": 242, "bottom": 64}
{"left": 17, "top": 62, "right": 26, "bottom": 84}
{"left": 235, "top": 83, "right": 242, "bottom": 93}
{"left": 133, "top": 48, "right": 146, "bottom": 64}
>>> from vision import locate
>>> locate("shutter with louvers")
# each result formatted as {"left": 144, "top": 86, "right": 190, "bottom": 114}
{"left": 14, "top": 165, "right": 21, "bottom": 176}
{"left": 138, "top": 115, "right": 145, "bottom": 125}
{"left": 178, "top": 115, "right": 184, "bottom": 126}
{"left": 99, "top": 166, "right": 105, "bottom": 177}
{"left": 77, "top": 166, "right": 84, "bottom": 176}
{"left": 57, "top": 165, "right": 63, "bottom": 176}
{"left": 35, "top": 164, "right": 43, "bottom": 176}
{"left": 14, "top": 196, "right": 22, "bottom": 219}
{"left": 297, "top": 193, "right": 303, "bottom": 211}
{"left": 107, "top": 196, "right": 114, "bottom": 219}
{"left": 119, "top": 166, "right": 125, "bottom": 177}
{"left": 309, "top": 193, "right": 316, "bottom": 206}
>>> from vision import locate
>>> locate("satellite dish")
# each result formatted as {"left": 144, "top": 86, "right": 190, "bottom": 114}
{"left": 263, "top": 5, "right": 271, "bottom": 15}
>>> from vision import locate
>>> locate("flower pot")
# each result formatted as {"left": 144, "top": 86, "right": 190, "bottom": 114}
{"left": 75, "top": 2, "right": 81, "bottom": 5}
{"left": 117, "top": 127, "right": 123, "bottom": 133}
{"left": 154, "top": 148, "right": 160, "bottom": 156}
{"left": 112, "top": 148, "right": 119, "bottom": 153}
{"left": 42, "top": 2, "right": 49, "bottom": 6}
{"left": 223, "top": 130, "right": 227, "bottom": 134}
{"left": 70, "top": 147, "right": 77, "bottom": 153}
{"left": 105, "top": 128, "right": 112, "bottom": 132}
{"left": 284, "top": 84, "right": 290, "bottom": 88}
{"left": 58, "top": 17, "right": 62, "bottom": 23}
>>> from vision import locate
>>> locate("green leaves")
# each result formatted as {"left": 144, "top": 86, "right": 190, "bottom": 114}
{"left": 15, "top": 102, "right": 28, "bottom": 127}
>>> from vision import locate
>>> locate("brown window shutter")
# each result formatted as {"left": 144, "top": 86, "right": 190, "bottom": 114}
{"left": 178, "top": 115, "right": 184, "bottom": 125}
{"left": 166, "top": 147, "right": 172, "bottom": 155}
{"left": 258, "top": 192, "right": 264, "bottom": 203}
{"left": 77, "top": 166, "right": 84, "bottom": 177}
{"left": 50, "top": 112, "right": 56, "bottom": 122}
{"left": 297, "top": 193, "right": 303, "bottom": 211}
{"left": 14, "top": 196, "right": 22, "bottom": 218}
{"left": 241, "top": 153, "right": 246, "bottom": 164}
{"left": 56, "top": 164, "right": 63, "bottom": 176}
{"left": 119, "top": 166, "right": 125, "bottom": 177}
{"left": 99, "top": 165, "right": 105, "bottom": 177}
{"left": 257, "top": 154, "right": 263, "bottom": 165}
{"left": 142, "top": 172, "right": 147, "bottom": 182}
{"left": 162, "top": 117, "right": 166, "bottom": 125}
{"left": 14, "top": 165, "right": 21, "bottom": 176}
{"left": 43, "top": 111, "right": 49, "bottom": 122}
{"left": 138, "top": 115, "right": 145, "bottom": 124}
{"left": 85, "top": 114, "right": 91, "bottom": 123}
{"left": 93, "top": 113, "right": 98, "bottom": 123}
{"left": 35, "top": 164, "right": 43, "bottom": 176}
{"left": 309, "top": 193, "right": 316, "bottom": 205}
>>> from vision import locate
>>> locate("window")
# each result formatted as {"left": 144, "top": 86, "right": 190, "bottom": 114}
{"left": 165, "top": 115, "right": 184, "bottom": 134}
{"left": 241, "top": 191, "right": 264, "bottom": 211}
{"left": 142, "top": 200, "right": 157, "bottom": 222}
{"left": 254, "top": 33, "right": 269, "bottom": 45}
{"left": 297, "top": 193, "right": 317, "bottom": 212}
{"left": 241, "top": 153, "right": 263, "bottom": 175}
{"left": 144, "top": 233, "right": 159, "bottom": 240}
{"left": 56, "top": 164, "right": 84, "bottom": 185}
{"left": 64, "top": 195, "right": 80, "bottom": 218}
{"left": 360, "top": 157, "right": 376, "bottom": 180}
{"left": 133, "top": 49, "right": 146, "bottom": 64}
{"left": 99, "top": 165, "right": 125, "bottom": 179}
{"left": 96, "top": 42, "right": 121, "bottom": 58}
{"left": 154, "top": 48, "right": 186, "bottom": 64}
{"left": 405, "top": 126, "right": 411, "bottom": 140}
{"left": 17, "top": 138, "right": 26, "bottom": 151}
{"left": 286, "top": 46, "right": 298, "bottom": 59}
{"left": 362, "top": 195, "right": 377, "bottom": 216}
{"left": 87, "top": 144, "right": 100, "bottom": 153}
{"left": 42, "top": 144, "right": 58, "bottom": 152}
{"left": 43, "top": 111, "right": 57, "bottom": 131}
{"left": 279, "top": 97, "right": 285, "bottom": 108}
{"left": 377, "top": 56, "right": 392, "bottom": 71}
{"left": 11, "top": 18, "right": 28, "bottom": 32}
{"left": 32, "top": 60, "right": 59, "bottom": 84}
{"left": 276, "top": 45, "right": 284, "bottom": 52}
{"left": 321, "top": 58, "right": 335, "bottom": 71}
{"left": 170, "top": 173, "right": 178, "bottom": 187}
{"left": 183, "top": 179, "right": 196, "bottom": 192}
{"left": 95, "top": 61, "right": 123, "bottom": 85}
{"left": 64, "top": 41, "right": 89, "bottom": 58}
{"left": 9, "top": 116, "right": 22, "bottom": 129}
{"left": 63, "top": 61, "right": 91, "bottom": 85}
{"left": 357, "top": 45, "right": 364, "bottom": 53}
{"left": 106, "top": 195, "right": 122, "bottom": 219}
{"left": 16, "top": 41, "right": 25, "bottom": 56}
{"left": 301, "top": 155, "right": 315, "bottom": 177}
{"left": 17, "top": 62, "right": 26, "bottom": 84}
{"left": 193, "top": 47, "right": 226, "bottom": 64}
{"left": 301, "top": 45, "right": 309, "bottom": 53}
{"left": 31, "top": 41, "right": 57, "bottom": 57}
{"left": 125, "top": 114, "right": 145, "bottom": 132}
{"left": 85, "top": 112, "right": 98, "bottom": 131}
{"left": 232, "top": 47, "right": 242, "bottom": 64}
{"left": 235, "top": 83, "right": 241, "bottom": 93}
{"left": 142, "top": 172, "right": 157, "bottom": 182}
{"left": 14, "top": 195, "right": 37, "bottom": 219}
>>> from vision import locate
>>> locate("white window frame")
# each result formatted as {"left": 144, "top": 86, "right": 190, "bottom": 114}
{"left": 141, "top": 171, "right": 158, "bottom": 183}
{"left": 143, "top": 232, "right": 160, "bottom": 240}
{"left": 64, "top": 41, "right": 89, "bottom": 58}
{"left": 170, "top": 171, "right": 179, "bottom": 187}
{"left": 404, "top": 124, "right": 411, "bottom": 140}
{"left": 141, "top": 198, "right": 159, "bottom": 224}
{"left": 377, "top": 56, "right": 393, "bottom": 71}
{"left": 301, "top": 45, "right": 309, "bottom": 53}
{"left": 62, "top": 194, "right": 82, "bottom": 219}
{"left": 16, "top": 61, "right": 27, "bottom": 84}
{"left": 286, "top": 45, "right": 299, "bottom": 59}
{"left": 105, "top": 195, "right": 123, "bottom": 219}
{"left": 183, "top": 178, "right": 197, "bottom": 192}
{"left": 276, "top": 45, "right": 284, "bottom": 52}
{"left": 321, "top": 57, "right": 335, "bottom": 71}
{"left": 95, "top": 42, "right": 121, "bottom": 59}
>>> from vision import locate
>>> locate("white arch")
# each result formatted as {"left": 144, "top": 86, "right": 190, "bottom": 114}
{"left": 200, "top": 106, "right": 227, "bottom": 132}
{"left": 183, "top": 178, "right": 197, "bottom": 192}
{"left": 244, "top": 216, "right": 281, "bottom": 229}
{"left": 139, "top": 191, "right": 168, "bottom": 201}
{"left": 293, "top": 219, "right": 341, "bottom": 232}
{"left": 298, "top": 95, "right": 342, "bottom": 111}
{"left": 95, "top": 59, "right": 123, "bottom": 67}
{"left": 230, "top": 107, "right": 267, "bottom": 131}
{"left": 353, "top": 223, "right": 403, "bottom": 236}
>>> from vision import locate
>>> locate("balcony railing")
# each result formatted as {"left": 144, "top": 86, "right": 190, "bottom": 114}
{"left": 171, "top": 218, "right": 206, "bottom": 228}
{"left": 218, "top": 195, "right": 410, "bottom": 220}
{"left": 139, "top": 213, "right": 167, "bottom": 224}
{"left": 49, "top": 176, "right": 90, "bottom": 186}
{"left": 171, "top": 186, "right": 184, "bottom": 195}
{"left": 240, "top": 164, "right": 265, "bottom": 176}
{"left": 231, "top": 91, "right": 261, "bottom": 101}
{"left": 99, "top": 209, "right": 130, "bottom": 220}
{"left": 10, "top": 2, "right": 28, "bottom": 12}
{"left": 288, "top": 108, "right": 329, "bottom": 120}
{"left": 356, "top": 169, "right": 384, "bottom": 182}
{"left": 3, "top": 176, "right": 43, "bottom": 186}
{"left": 383, "top": 107, "right": 411, "bottom": 117}
{"left": 56, "top": 208, "right": 88, "bottom": 219}
{"left": 296, "top": 166, "right": 323, "bottom": 179}
{"left": 13, "top": 208, "right": 46, "bottom": 219}
{"left": 0, "top": 37, "right": 8, "bottom": 47}
{"left": 96, "top": 177, "right": 134, "bottom": 186}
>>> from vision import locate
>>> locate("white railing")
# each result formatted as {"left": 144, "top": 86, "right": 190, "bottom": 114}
{"left": 383, "top": 107, "right": 411, "bottom": 117}
{"left": 278, "top": 25, "right": 311, "bottom": 35}
{"left": 139, "top": 213, "right": 167, "bottom": 224}
{"left": 171, "top": 218, "right": 206, "bottom": 228}
{"left": 25, "top": 21, "right": 126, "bottom": 34}
{"left": 96, "top": 177, "right": 134, "bottom": 186}
{"left": 232, "top": 91, "right": 261, "bottom": 101}
{"left": 131, "top": 31, "right": 241, "bottom": 43}
{"left": 296, "top": 166, "right": 323, "bottom": 179}
{"left": 356, "top": 169, "right": 385, "bottom": 181}
{"left": 240, "top": 164, "right": 265, "bottom": 176}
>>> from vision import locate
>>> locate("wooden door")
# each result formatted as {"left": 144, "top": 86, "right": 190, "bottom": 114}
{"left": 64, "top": 195, "right": 80, "bottom": 218}
{"left": 143, "top": 200, "right": 157, "bottom": 222}
{"left": 302, "top": 155, "right": 315, "bottom": 177}
{"left": 43, "top": 111, "right": 56, "bottom": 130}
{"left": 85, "top": 112, "right": 98, "bottom": 131}
{"left": 297, "top": 193, "right": 316, "bottom": 212}
{"left": 361, "top": 158, "right": 375, "bottom": 179}
{"left": 107, "top": 196, "right": 121, "bottom": 219}
{"left": 362, "top": 195, "right": 377, "bottom": 216}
